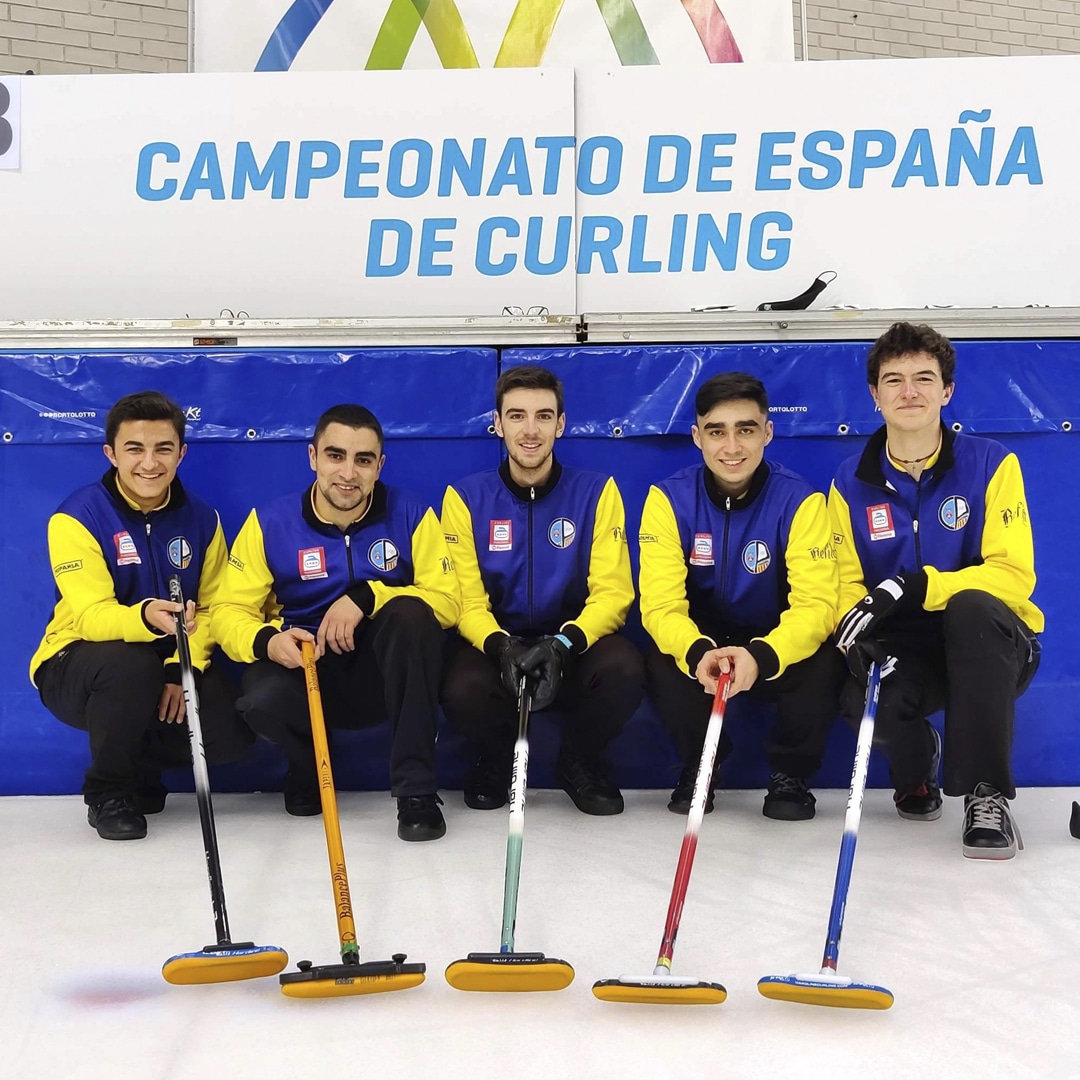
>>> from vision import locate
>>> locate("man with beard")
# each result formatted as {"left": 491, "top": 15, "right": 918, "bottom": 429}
{"left": 440, "top": 366, "right": 643, "bottom": 815}
{"left": 212, "top": 404, "right": 459, "bottom": 842}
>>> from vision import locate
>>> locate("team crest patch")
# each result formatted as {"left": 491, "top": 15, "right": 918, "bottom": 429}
{"left": 168, "top": 536, "right": 192, "bottom": 570}
{"left": 866, "top": 503, "right": 895, "bottom": 542}
{"left": 298, "top": 546, "right": 327, "bottom": 581}
{"left": 369, "top": 539, "right": 399, "bottom": 573}
{"left": 742, "top": 540, "right": 771, "bottom": 575}
{"left": 938, "top": 496, "right": 970, "bottom": 532}
{"left": 114, "top": 531, "right": 141, "bottom": 566}
{"left": 548, "top": 518, "right": 576, "bottom": 549}
{"left": 690, "top": 533, "right": 714, "bottom": 566}
{"left": 489, "top": 520, "right": 512, "bottom": 552}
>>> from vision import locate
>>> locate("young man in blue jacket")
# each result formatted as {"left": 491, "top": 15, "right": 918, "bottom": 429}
{"left": 31, "top": 392, "right": 251, "bottom": 841}
{"left": 212, "top": 404, "right": 459, "bottom": 842}
{"left": 639, "top": 373, "right": 841, "bottom": 820}
{"left": 830, "top": 322, "right": 1042, "bottom": 859}
{"left": 440, "top": 365, "right": 643, "bottom": 815}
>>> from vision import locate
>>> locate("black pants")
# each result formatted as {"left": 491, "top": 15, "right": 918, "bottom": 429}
{"left": 37, "top": 640, "right": 250, "bottom": 804}
{"left": 839, "top": 590, "right": 1040, "bottom": 799}
{"left": 236, "top": 597, "right": 443, "bottom": 797}
{"left": 647, "top": 638, "right": 845, "bottom": 779}
{"left": 440, "top": 631, "right": 645, "bottom": 761}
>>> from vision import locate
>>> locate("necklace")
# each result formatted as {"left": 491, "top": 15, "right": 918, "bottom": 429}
{"left": 887, "top": 437, "right": 940, "bottom": 466}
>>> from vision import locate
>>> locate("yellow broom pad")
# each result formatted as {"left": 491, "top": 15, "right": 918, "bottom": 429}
{"left": 757, "top": 977, "right": 893, "bottom": 1010}
{"left": 445, "top": 958, "right": 574, "bottom": 993}
{"left": 162, "top": 947, "right": 289, "bottom": 985}
{"left": 592, "top": 979, "right": 726, "bottom": 1005}
{"left": 280, "top": 970, "right": 426, "bottom": 999}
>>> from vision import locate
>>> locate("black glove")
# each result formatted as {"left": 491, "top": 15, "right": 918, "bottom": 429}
{"left": 844, "top": 638, "right": 897, "bottom": 688}
{"left": 493, "top": 635, "right": 532, "bottom": 700}
{"left": 835, "top": 572, "right": 925, "bottom": 653}
{"left": 518, "top": 634, "right": 573, "bottom": 711}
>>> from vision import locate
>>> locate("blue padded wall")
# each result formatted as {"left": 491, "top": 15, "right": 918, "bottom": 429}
{"left": 2, "top": 339, "right": 1077, "bottom": 795}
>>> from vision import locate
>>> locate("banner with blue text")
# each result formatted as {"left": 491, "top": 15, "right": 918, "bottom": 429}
{"left": 0, "top": 57, "right": 1075, "bottom": 320}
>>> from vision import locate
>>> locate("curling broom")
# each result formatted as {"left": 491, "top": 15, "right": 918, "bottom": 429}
{"left": 162, "top": 575, "right": 288, "bottom": 984}
{"left": 592, "top": 673, "right": 731, "bottom": 1005}
{"left": 758, "top": 661, "right": 893, "bottom": 1009}
{"left": 279, "top": 641, "right": 425, "bottom": 998}
{"left": 445, "top": 675, "right": 574, "bottom": 992}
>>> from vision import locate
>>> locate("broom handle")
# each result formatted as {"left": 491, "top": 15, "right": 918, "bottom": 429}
{"left": 301, "top": 641, "right": 360, "bottom": 964}
{"left": 500, "top": 676, "right": 532, "bottom": 953}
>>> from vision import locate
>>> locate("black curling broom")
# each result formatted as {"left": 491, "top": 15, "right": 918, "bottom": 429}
{"left": 162, "top": 575, "right": 288, "bottom": 984}
{"left": 279, "top": 641, "right": 425, "bottom": 998}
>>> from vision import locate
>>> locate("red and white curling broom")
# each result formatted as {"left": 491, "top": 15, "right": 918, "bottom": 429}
{"left": 162, "top": 575, "right": 288, "bottom": 984}
{"left": 593, "top": 672, "right": 731, "bottom": 1005}
{"left": 758, "top": 660, "right": 893, "bottom": 1009}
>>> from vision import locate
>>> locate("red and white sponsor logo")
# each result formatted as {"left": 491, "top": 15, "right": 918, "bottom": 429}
{"left": 114, "top": 531, "right": 141, "bottom": 566}
{"left": 298, "top": 546, "right": 328, "bottom": 580}
{"left": 690, "top": 532, "right": 714, "bottom": 566}
{"left": 489, "top": 519, "right": 513, "bottom": 552}
{"left": 867, "top": 503, "right": 896, "bottom": 541}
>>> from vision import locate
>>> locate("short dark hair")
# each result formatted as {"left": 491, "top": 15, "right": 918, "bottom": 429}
{"left": 312, "top": 404, "right": 384, "bottom": 449}
{"left": 867, "top": 322, "right": 956, "bottom": 386}
{"left": 495, "top": 365, "right": 564, "bottom": 416}
{"left": 105, "top": 391, "right": 186, "bottom": 447}
{"left": 694, "top": 372, "right": 769, "bottom": 419}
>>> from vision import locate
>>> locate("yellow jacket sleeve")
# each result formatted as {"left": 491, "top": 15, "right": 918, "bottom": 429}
{"left": 827, "top": 482, "right": 872, "bottom": 623}
{"left": 210, "top": 509, "right": 281, "bottom": 664}
{"left": 639, "top": 486, "right": 708, "bottom": 675}
{"left": 924, "top": 453, "right": 1043, "bottom": 632}
{"left": 753, "top": 492, "right": 838, "bottom": 678}
{"left": 365, "top": 507, "right": 460, "bottom": 630}
{"left": 45, "top": 513, "right": 161, "bottom": 645}
{"left": 562, "top": 477, "right": 634, "bottom": 648}
{"left": 441, "top": 485, "right": 501, "bottom": 649}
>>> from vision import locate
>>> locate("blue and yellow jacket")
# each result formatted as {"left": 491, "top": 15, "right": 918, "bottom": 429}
{"left": 440, "top": 458, "right": 634, "bottom": 656}
{"left": 30, "top": 470, "right": 226, "bottom": 684}
{"left": 639, "top": 461, "right": 837, "bottom": 679}
{"left": 212, "top": 481, "right": 459, "bottom": 663}
{"left": 828, "top": 424, "right": 1043, "bottom": 632}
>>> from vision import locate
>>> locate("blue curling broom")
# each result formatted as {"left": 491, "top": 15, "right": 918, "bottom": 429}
{"left": 758, "top": 661, "right": 894, "bottom": 1010}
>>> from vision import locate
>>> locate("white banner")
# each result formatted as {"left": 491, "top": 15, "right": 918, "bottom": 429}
{"left": 194, "top": 0, "right": 793, "bottom": 73}
{"left": 0, "top": 77, "right": 21, "bottom": 170}
{"left": 575, "top": 56, "right": 1080, "bottom": 312}
{"left": 0, "top": 57, "right": 1077, "bottom": 320}
{"left": 0, "top": 70, "right": 577, "bottom": 320}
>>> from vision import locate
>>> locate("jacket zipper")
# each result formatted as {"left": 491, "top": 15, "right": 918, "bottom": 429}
{"left": 719, "top": 496, "right": 731, "bottom": 605}
{"left": 144, "top": 519, "right": 161, "bottom": 587}
{"left": 345, "top": 533, "right": 355, "bottom": 584}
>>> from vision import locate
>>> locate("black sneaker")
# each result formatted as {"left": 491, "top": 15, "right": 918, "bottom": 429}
{"left": 464, "top": 753, "right": 512, "bottom": 811}
{"left": 963, "top": 782, "right": 1023, "bottom": 860}
{"left": 894, "top": 725, "right": 943, "bottom": 821}
{"left": 763, "top": 773, "right": 816, "bottom": 821}
{"left": 557, "top": 756, "right": 624, "bottom": 816}
{"left": 667, "top": 765, "right": 717, "bottom": 815}
{"left": 87, "top": 796, "right": 147, "bottom": 841}
{"left": 397, "top": 794, "right": 447, "bottom": 841}
{"left": 284, "top": 769, "right": 322, "bottom": 817}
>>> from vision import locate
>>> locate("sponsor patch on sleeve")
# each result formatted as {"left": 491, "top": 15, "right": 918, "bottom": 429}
{"left": 53, "top": 560, "right": 83, "bottom": 576}
{"left": 228, "top": 554, "right": 245, "bottom": 572}
{"left": 443, "top": 533, "right": 459, "bottom": 544}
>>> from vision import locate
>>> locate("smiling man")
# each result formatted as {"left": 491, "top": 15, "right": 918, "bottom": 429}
{"left": 829, "top": 322, "right": 1042, "bottom": 860}
{"left": 639, "top": 372, "right": 841, "bottom": 821}
{"left": 211, "top": 404, "right": 459, "bottom": 842}
{"left": 31, "top": 391, "right": 252, "bottom": 841}
{"left": 440, "top": 365, "right": 643, "bottom": 815}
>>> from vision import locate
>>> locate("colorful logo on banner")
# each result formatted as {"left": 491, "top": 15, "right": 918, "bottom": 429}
{"left": 255, "top": 0, "right": 742, "bottom": 72}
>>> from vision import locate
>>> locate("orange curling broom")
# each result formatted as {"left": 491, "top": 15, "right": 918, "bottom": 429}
{"left": 162, "top": 576, "right": 288, "bottom": 984}
{"left": 593, "top": 673, "right": 731, "bottom": 1005}
{"left": 279, "top": 641, "right": 425, "bottom": 998}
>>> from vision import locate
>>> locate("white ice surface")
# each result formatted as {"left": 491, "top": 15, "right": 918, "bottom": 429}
{"left": 2, "top": 787, "right": 1078, "bottom": 1080}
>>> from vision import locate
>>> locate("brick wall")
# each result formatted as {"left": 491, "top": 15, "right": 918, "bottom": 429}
{"left": 792, "top": 0, "right": 1080, "bottom": 59}
{"left": 2, "top": 1, "right": 1080, "bottom": 74}
{"left": 0, "top": 0, "right": 187, "bottom": 75}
